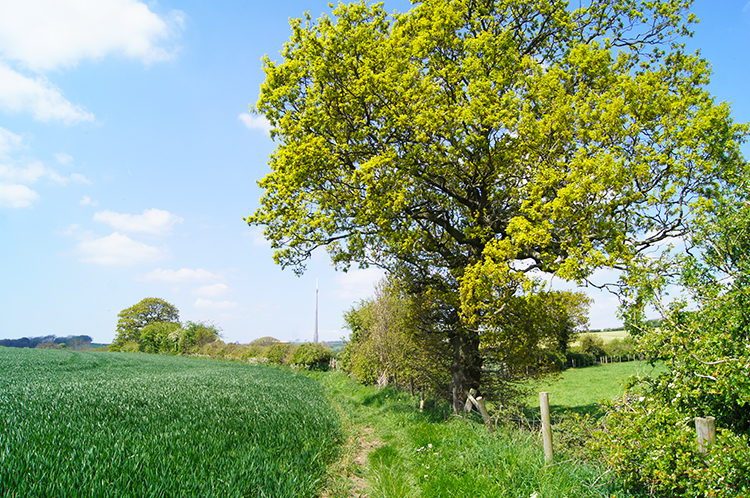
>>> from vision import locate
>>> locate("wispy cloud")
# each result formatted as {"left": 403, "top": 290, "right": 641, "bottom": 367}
{"left": 0, "top": 134, "right": 91, "bottom": 209}
{"left": 93, "top": 208, "right": 184, "bottom": 235}
{"left": 192, "top": 283, "right": 230, "bottom": 296}
{"left": 194, "top": 298, "right": 238, "bottom": 310}
{"left": 80, "top": 195, "right": 98, "bottom": 206}
{"left": 0, "top": 183, "right": 38, "bottom": 208}
{"left": 0, "top": 127, "right": 24, "bottom": 157}
{"left": 144, "top": 268, "right": 220, "bottom": 282}
{"left": 238, "top": 113, "right": 271, "bottom": 134}
{"left": 0, "top": 0, "right": 185, "bottom": 124}
{"left": 0, "top": 0, "right": 185, "bottom": 72}
{"left": 0, "top": 63, "right": 95, "bottom": 124}
{"left": 77, "top": 232, "right": 168, "bottom": 265}
{"left": 332, "top": 267, "right": 384, "bottom": 300}
{"left": 54, "top": 153, "right": 73, "bottom": 164}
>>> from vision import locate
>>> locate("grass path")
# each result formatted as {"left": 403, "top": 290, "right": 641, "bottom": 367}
{"left": 314, "top": 371, "right": 639, "bottom": 498}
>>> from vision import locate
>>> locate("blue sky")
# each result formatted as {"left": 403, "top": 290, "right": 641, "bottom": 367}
{"left": 1, "top": 0, "right": 748, "bottom": 345}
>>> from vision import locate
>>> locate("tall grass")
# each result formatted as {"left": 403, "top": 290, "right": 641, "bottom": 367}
{"left": 0, "top": 348, "right": 341, "bottom": 497}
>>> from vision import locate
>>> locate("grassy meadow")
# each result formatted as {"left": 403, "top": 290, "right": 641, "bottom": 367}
{"left": 0, "top": 348, "right": 341, "bottom": 497}
{"left": 525, "top": 360, "right": 667, "bottom": 416}
{"left": 315, "top": 365, "right": 651, "bottom": 498}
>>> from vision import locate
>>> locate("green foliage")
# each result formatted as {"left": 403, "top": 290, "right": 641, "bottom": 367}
{"left": 480, "top": 290, "right": 591, "bottom": 404}
{"left": 265, "top": 342, "right": 294, "bottom": 365}
{"left": 577, "top": 333, "right": 607, "bottom": 357}
{"left": 595, "top": 203, "right": 750, "bottom": 496}
{"left": 593, "top": 395, "right": 750, "bottom": 497}
{"left": 138, "top": 321, "right": 181, "bottom": 353}
{"left": 0, "top": 348, "right": 341, "bottom": 497}
{"left": 250, "top": 336, "right": 281, "bottom": 347}
{"left": 246, "top": 0, "right": 748, "bottom": 407}
{"left": 290, "top": 343, "right": 332, "bottom": 370}
{"left": 1, "top": 334, "right": 92, "bottom": 349}
{"left": 111, "top": 298, "right": 180, "bottom": 351}
{"left": 342, "top": 278, "right": 450, "bottom": 389}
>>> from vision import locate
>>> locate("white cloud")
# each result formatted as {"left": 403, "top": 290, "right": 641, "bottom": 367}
{"left": 54, "top": 152, "right": 73, "bottom": 164}
{"left": 0, "top": 127, "right": 23, "bottom": 157}
{"left": 0, "top": 0, "right": 185, "bottom": 72}
{"left": 332, "top": 267, "right": 385, "bottom": 300}
{"left": 0, "top": 160, "right": 90, "bottom": 185}
{"left": 93, "top": 208, "right": 184, "bottom": 235}
{"left": 0, "top": 63, "right": 94, "bottom": 124}
{"left": 69, "top": 173, "right": 90, "bottom": 184}
{"left": 0, "top": 183, "right": 39, "bottom": 208}
{"left": 80, "top": 195, "right": 98, "bottom": 206}
{"left": 0, "top": 152, "right": 91, "bottom": 209}
{"left": 144, "top": 268, "right": 220, "bottom": 282}
{"left": 77, "top": 231, "right": 168, "bottom": 265}
{"left": 192, "top": 283, "right": 230, "bottom": 296}
{"left": 0, "top": 1, "right": 184, "bottom": 124}
{"left": 239, "top": 113, "right": 271, "bottom": 134}
{"left": 194, "top": 298, "right": 238, "bottom": 310}
{"left": 0, "top": 160, "right": 47, "bottom": 184}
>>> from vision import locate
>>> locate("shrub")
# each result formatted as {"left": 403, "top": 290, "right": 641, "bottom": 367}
{"left": 290, "top": 343, "right": 332, "bottom": 370}
{"left": 265, "top": 342, "right": 294, "bottom": 364}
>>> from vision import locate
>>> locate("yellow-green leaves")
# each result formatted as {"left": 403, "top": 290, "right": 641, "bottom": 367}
{"left": 248, "top": 0, "right": 748, "bottom": 339}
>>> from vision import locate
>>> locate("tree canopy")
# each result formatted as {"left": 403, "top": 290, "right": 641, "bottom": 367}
{"left": 247, "top": 0, "right": 749, "bottom": 409}
{"left": 111, "top": 298, "right": 180, "bottom": 351}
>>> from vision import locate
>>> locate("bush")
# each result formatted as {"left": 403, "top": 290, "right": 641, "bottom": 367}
{"left": 565, "top": 350, "right": 596, "bottom": 367}
{"left": 602, "top": 336, "right": 636, "bottom": 360}
{"left": 594, "top": 203, "right": 750, "bottom": 496}
{"left": 592, "top": 391, "right": 750, "bottom": 497}
{"left": 289, "top": 343, "right": 332, "bottom": 370}
{"left": 265, "top": 342, "right": 294, "bottom": 365}
{"left": 577, "top": 333, "right": 607, "bottom": 357}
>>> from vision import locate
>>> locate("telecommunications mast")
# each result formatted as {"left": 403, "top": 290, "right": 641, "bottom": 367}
{"left": 313, "top": 279, "right": 319, "bottom": 343}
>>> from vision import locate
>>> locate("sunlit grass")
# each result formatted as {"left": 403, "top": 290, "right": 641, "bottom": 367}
{"left": 0, "top": 348, "right": 341, "bottom": 497}
{"left": 315, "top": 371, "right": 640, "bottom": 498}
{"left": 526, "top": 360, "right": 667, "bottom": 415}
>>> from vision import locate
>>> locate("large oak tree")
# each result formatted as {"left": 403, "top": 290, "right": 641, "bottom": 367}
{"left": 247, "top": 0, "right": 748, "bottom": 410}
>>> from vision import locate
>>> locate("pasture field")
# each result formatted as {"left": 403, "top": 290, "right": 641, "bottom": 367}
{"left": 590, "top": 329, "right": 630, "bottom": 343}
{"left": 0, "top": 348, "right": 341, "bottom": 497}
{"left": 526, "top": 360, "right": 667, "bottom": 415}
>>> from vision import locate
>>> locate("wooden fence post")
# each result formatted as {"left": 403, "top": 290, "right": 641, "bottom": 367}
{"left": 696, "top": 416, "right": 716, "bottom": 453}
{"left": 540, "top": 392, "right": 553, "bottom": 463}
{"left": 464, "top": 389, "right": 494, "bottom": 433}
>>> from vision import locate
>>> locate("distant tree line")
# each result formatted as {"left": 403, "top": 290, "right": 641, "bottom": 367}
{"left": 109, "top": 298, "right": 333, "bottom": 370}
{"left": 0, "top": 335, "right": 93, "bottom": 350}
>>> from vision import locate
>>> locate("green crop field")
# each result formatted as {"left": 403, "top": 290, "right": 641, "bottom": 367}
{"left": 0, "top": 348, "right": 341, "bottom": 497}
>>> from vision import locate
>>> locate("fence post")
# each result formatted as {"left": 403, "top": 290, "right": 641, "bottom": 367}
{"left": 475, "top": 396, "right": 494, "bottom": 433}
{"left": 464, "top": 388, "right": 477, "bottom": 413}
{"left": 540, "top": 392, "right": 553, "bottom": 463}
{"left": 696, "top": 416, "right": 716, "bottom": 453}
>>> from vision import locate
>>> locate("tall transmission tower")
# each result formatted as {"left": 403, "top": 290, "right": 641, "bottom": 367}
{"left": 313, "top": 279, "right": 319, "bottom": 343}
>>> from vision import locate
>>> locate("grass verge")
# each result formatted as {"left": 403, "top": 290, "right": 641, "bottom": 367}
{"left": 315, "top": 371, "right": 642, "bottom": 498}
